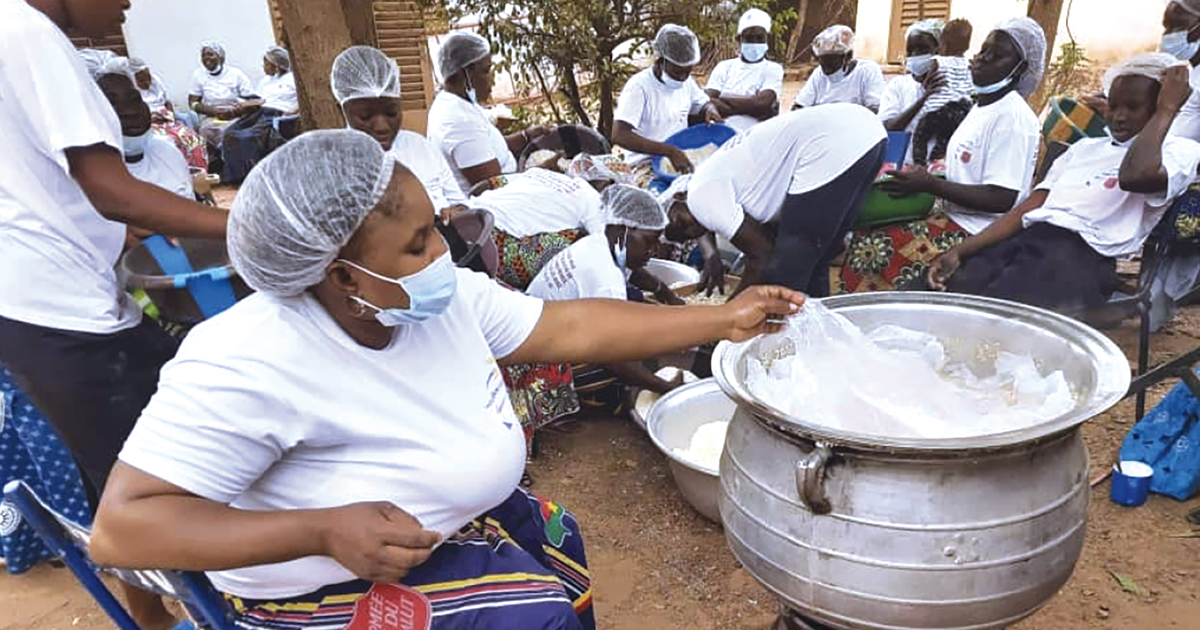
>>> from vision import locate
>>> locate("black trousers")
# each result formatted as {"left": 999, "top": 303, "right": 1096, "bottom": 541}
{"left": 764, "top": 139, "right": 887, "bottom": 297}
{"left": 0, "top": 315, "right": 179, "bottom": 509}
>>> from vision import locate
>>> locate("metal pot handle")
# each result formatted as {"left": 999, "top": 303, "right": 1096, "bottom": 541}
{"left": 795, "top": 442, "right": 833, "bottom": 515}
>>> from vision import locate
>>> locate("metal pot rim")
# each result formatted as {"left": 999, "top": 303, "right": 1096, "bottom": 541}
{"left": 713, "top": 293, "right": 1131, "bottom": 454}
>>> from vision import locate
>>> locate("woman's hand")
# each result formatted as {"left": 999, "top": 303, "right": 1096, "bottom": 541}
{"left": 319, "top": 502, "right": 442, "bottom": 583}
{"left": 699, "top": 254, "right": 726, "bottom": 297}
{"left": 666, "top": 147, "right": 695, "bottom": 174}
{"left": 703, "top": 102, "right": 724, "bottom": 124}
{"left": 1159, "top": 65, "right": 1195, "bottom": 115}
{"left": 654, "top": 283, "right": 687, "bottom": 306}
{"left": 439, "top": 204, "right": 469, "bottom": 226}
{"left": 1079, "top": 94, "right": 1109, "bottom": 122}
{"left": 720, "top": 285, "right": 805, "bottom": 342}
{"left": 921, "top": 69, "right": 948, "bottom": 94}
{"left": 879, "top": 167, "right": 935, "bottom": 197}
{"left": 926, "top": 249, "right": 961, "bottom": 291}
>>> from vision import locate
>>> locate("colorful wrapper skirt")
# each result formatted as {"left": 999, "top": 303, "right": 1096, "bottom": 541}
{"left": 839, "top": 207, "right": 969, "bottom": 294}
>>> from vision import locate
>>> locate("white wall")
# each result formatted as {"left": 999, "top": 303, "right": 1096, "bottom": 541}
{"left": 856, "top": 0, "right": 1166, "bottom": 66}
{"left": 122, "top": 0, "right": 277, "bottom": 108}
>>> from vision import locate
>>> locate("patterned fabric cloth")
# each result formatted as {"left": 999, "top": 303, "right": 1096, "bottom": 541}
{"left": 152, "top": 108, "right": 208, "bottom": 170}
{"left": 1157, "top": 184, "right": 1200, "bottom": 242}
{"left": 1041, "top": 96, "right": 1107, "bottom": 147}
{"left": 839, "top": 207, "right": 968, "bottom": 293}
{"left": 492, "top": 228, "right": 585, "bottom": 292}
{"left": 225, "top": 489, "right": 595, "bottom": 630}
{"left": 0, "top": 365, "right": 91, "bottom": 574}
{"left": 502, "top": 362, "right": 580, "bottom": 449}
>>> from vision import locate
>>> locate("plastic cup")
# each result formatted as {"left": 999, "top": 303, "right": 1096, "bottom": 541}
{"left": 1110, "top": 461, "right": 1154, "bottom": 507}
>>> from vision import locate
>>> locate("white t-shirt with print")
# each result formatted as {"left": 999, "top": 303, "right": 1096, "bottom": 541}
{"left": 943, "top": 90, "right": 1041, "bottom": 235}
{"left": 1024, "top": 136, "right": 1200, "bottom": 258}
{"left": 793, "top": 59, "right": 887, "bottom": 111}
{"left": 706, "top": 57, "right": 784, "bottom": 132}
{"left": 475, "top": 168, "right": 606, "bottom": 237}
{"left": 389, "top": 130, "right": 468, "bottom": 211}
{"left": 127, "top": 135, "right": 193, "bottom": 199}
{"left": 614, "top": 67, "right": 712, "bottom": 165}
{"left": 257, "top": 72, "right": 298, "bottom": 113}
{"left": 686, "top": 104, "right": 886, "bottom": 240}
{"left": 0, "top": 0, "right": 141, "bottom": 334}
{"left": 427, "top": 91, "right": 517, "bottom": 193}
{"left": 526, "top": 234, "right": 626, "bottom": 301}
{"left": 119, "top": 270, "right": 540, "bottom": 600}
{"left": 188, "top": 66, "right": 255, "bottom": 108}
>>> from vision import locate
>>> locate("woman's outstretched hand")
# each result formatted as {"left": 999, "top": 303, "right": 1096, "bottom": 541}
{"left": 720, "top": 285, "right": 806, "bottom": 342}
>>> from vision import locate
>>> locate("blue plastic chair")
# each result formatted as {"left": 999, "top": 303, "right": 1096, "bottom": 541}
{"left": 2, "top": 480, "right": 236, "bottom": 630}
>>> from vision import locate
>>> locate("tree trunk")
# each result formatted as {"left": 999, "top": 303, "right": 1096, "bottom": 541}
{"left": 784, "top": 0, "right": 811, "bottom": 66}
{"left": 598, "top": 71, "right": 614, "bottom": 141}
{"left": 1027, "top": 0, "right": 1067, "bottom": 109}
{"left": 793, "top": 0, "right": 857, "bottom": 65}
{"left": 277, "top": 0, "right": 377, "bottom": 130}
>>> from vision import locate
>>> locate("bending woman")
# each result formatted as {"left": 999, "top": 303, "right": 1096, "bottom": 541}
{"left": 89, "top": 130, "right": 803, "bottom": 630}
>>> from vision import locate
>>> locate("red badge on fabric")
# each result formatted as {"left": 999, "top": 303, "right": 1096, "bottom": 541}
{"left": 346, "top": 584, "right": 432, "bottom": 630}
{"left": 960, "top": 151, "right": 972, "bottom": 164}
{"left": 1104, "top": 177, "right": 1118, "bottom": 189}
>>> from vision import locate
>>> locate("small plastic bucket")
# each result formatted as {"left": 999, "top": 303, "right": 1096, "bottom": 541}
{"left": 1110, "top": 461, "right": 1154, "bottom": 507}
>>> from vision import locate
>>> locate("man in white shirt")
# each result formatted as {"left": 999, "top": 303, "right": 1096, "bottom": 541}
{"left": 926, "top": 55, "right": 1200, "bottom": 313}
{"left": 612, "top": 24, "right": 722, "bottom": 174}
{"left": 705, "top": 9, "right": 784, "bottom": 132}
{"left": 663, "top": 104, "right": 887, "bottom": 297}
{"left": 331, "top": 46, "right": 467, "bottom": 213}
{"left": 0, "top": 2, "right": 228, "bottom": 628}
{"left": 793, "top": 24, "right": 887, "bottom": 113}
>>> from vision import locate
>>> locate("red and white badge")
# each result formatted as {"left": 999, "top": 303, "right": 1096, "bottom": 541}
{"left": 346, "top": 584, "right": 432, "bottom": 630}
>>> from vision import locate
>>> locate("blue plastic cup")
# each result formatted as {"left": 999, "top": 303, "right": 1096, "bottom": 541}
{"left": 1110, "top": 461, "right": 1154, "bottom": 507}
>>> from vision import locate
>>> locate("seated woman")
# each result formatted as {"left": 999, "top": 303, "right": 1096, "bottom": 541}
{"left": 332, "top": 46, "right": 466, "bottom": 213}
{"left": 841, "top": 17, "right": 1047, "bottom": 293}
{"left": 705, "top": 9, "right": 783, "bottom": 133}
{"left": 879, "top": 18, "right": 944, "bottom": 150}
{"left": 88, "top": 129, "right": 803, "bottom": 630}
{"left": 792, "top": 25, "right": 887, "bottom": 113}
{"left": 220, "top": 46, "right": 299, "bottom": 184}
{"left": 427, "top": 32, "right": 552, "bottom": 194}
{"left": 129, "top": 57, "right": 208, "bottom": 170}
{"left": 95, "top": 58, "right": 193, "bottom": 199}
{"left": 921, "top": 55, "right": 1200, "bottom": 313}
{"left": 611, "top": 24, "right": 722, "bottom": 181}
{"left": 187, "top": 43, "right": 259, "bottom": 153}
{"left": 664, "top": 104, "right": 887, "bottom": 298}
{"left": 527, "top": 184, "right": 689, "bottom": 395}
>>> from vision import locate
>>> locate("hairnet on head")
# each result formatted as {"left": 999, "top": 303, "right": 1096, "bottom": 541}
{"left": 201, "top": 42, "right": 226, "bottom": 62}
{"left": 812, "top": 25, "right": 855, "bottom": 56}
{"left": 332, "top": 46, "right": 401, "bottom": 106}
{"left": 264, "top": 46, "right": 291, "bottom": 73}
{"left": 1174, "top": 0, "right": 1200, "bottom": 18}
{"left": 566, "top": 153, "right": 634, "bottom": 186}
{"left": 738, "top": 9, "right": 771, "bottom": 35}
{"left": 654, "top": 24, "right": 701, "bottom": 67}
{"left": 438, "top": 32, "right": 490, "bottom": 81}
{"left": 228, "top": 130, "right": 398, "bottom": 297}
{"left": 604, "top": 185, "right": 668, "bottom": 230}
{"left": 127, "top": 57, "right": 149, "bottom": 73}
{"left": 656, "top": 174, "right": 691, "bottom": 212}
{"left": 94, "top": 57, "right": 134, "bottom": 84}
{"left": 906, "top": 18, "right": 944, "bottom": 42}
{"left": 78, "top": 49, "right": 117, "bottom": 79}
{"left": 994, "top": 16, "right": 1046, "bottom": 98}
{"left": 1103, "top": 52, "right": 1187, "bottom": 96}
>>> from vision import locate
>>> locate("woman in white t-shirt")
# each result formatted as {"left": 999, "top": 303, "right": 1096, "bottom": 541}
{"left": 879, "top": 20, "right": 945, "bottom": 139}
{"left": 187, "top": 43, "right": 260, "bottom": 146}
{"left": 89, "top": 130, "right": 804, "bottom": 630}
{"left": 612, "top": 24, "right": 722, "bottom": 176}
{"left": 704, "top": 9, "right": 784, "bottom": 132}
{"left": 792, "top": 25, "right": 887, "bottom": 113}
{"left": 332, "top": 46, "right": 466, "bottom": 213}
{"left": 841, "top": 17, "right": 1047, "bottom": 293}
{"left": 256, "top": 46, "right": 299, "bottom": 115}
{"left": 923, "top": 55, "right": 1200, "bottom": 313}
{"left": 427, "top": 32, "right": 552, "bottom": 194}
{"left": 664, "top": 105, "right": 888, "bottom": 298}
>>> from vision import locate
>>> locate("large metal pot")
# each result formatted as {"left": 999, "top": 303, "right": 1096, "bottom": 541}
{"left": 712, "top": 293, "right": 1130, "bottom": 630}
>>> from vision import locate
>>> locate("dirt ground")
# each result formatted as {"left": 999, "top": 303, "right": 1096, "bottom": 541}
{"left": 2, "top": 305, "right": 1199, "bottom": 630}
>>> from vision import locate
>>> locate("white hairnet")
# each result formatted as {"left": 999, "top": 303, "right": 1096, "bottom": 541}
{"left": 332, "top": 46, "right": 401, "bottom": 106}
{"left": 1174, "top": 0, "right": 1200, "bottom": 18}
{"left": 812, "top": 25, "right": 855, "bottom": 56}
{"left": 994, "top": 16, "right": 1047, "bottom": 98}
{"left": 438, "top": 32, "right": 490, "bottom": 81}
{"left": 94, "top": 57, "right": 134, "bottom": 84}
{"left": 1103, "top": 52, "right": 1188, "bottom": 96}
{"left": 127, "top": 57, "right": 149, "bottom": 73}
{"left": 654, "top": 24, "right": 701, "bottom": 67}
{"left": 78, "top": 49, "right": 117, "bottom": 79}
{"left": 228, "top": 130, "right": 398, "bottom": 297}
{"left": 906, "top": 18, "right": 944, "bottom": 42}
{"left": 738, "top": 9, "right": 771, "bottom": 35}
{"left": 604, "top": 185, "right": 668, "bottom": 230}
{"left": 657, "top": 174, "right": 691, "bottom": 212}
{"left": 566, "top": 153, "right": 634, "bottom": 186}
{"left": 265, "top": 46, "right": 291, "bottom": 73}
{"left": 201, "top": 42, "right": 226, "bottom": 62}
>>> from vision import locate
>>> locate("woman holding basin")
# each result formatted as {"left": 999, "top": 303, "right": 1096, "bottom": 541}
{"left": 840, "top": 16, "right": 1046, "bottom": 293}
{"left": 89, "top": 129, "right": 804, "bottom": 630}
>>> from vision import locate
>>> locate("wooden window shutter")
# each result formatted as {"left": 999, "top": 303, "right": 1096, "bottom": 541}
{"left": 886, "top": 0, "right": 952, "bottom": 64}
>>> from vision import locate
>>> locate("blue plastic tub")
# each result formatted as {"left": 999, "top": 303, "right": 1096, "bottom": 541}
{"left": 651, "top": 124, "right": 738, "bottom": 182}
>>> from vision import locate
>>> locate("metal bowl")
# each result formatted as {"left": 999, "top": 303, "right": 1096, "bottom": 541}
{"left": 645, "top": 378, "right": 737, "bottom": 523}
{"left": 644, "top": 259, "right": 700, "bottom": 289}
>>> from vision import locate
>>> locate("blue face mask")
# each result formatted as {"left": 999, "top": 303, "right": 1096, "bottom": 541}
{"left": 906, "top": 54, "right": 934, "bottom": 77}
{"left": 341, "top": 251, "right": 458, "bottom": 327}
{"left": 741, "top": 43, "right": 768, "bottom": 63}
{"left": 1162, "top": 30, "right": 1200, "bottom": 61}
{"left": 973, "top": 63, "right": 1022, "bottom": 96}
